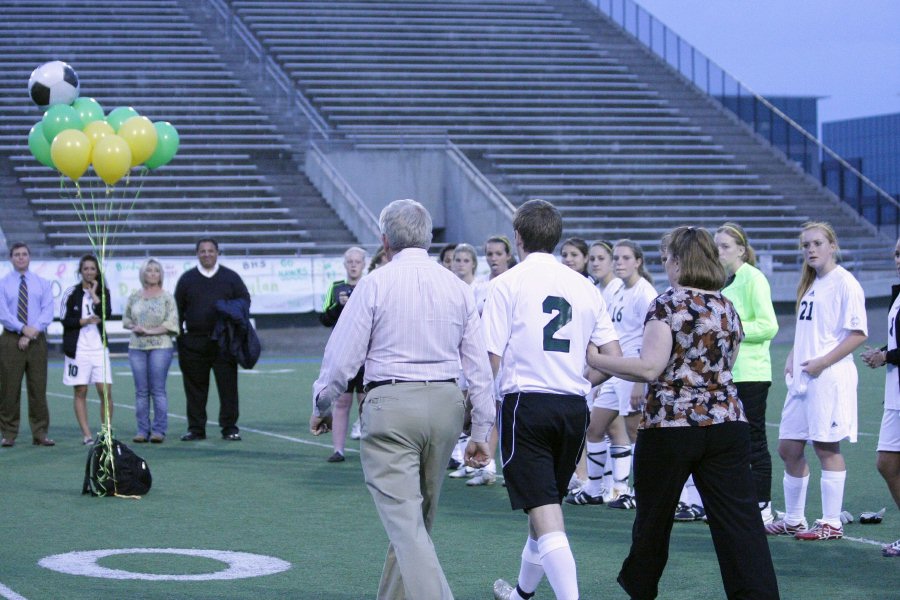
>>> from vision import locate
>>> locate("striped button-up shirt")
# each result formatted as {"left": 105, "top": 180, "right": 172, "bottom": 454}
{"left": 312, "top": 247, "right": 495, "bottom": 442}
{"left": 0, "top": 270, "right": 54, "bottom": 334}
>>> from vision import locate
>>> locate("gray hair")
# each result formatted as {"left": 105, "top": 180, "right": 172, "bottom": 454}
{"left": 379, "top": 199, "right": 433, "bottom": 251}
{"left": 138, "top": 258, "right": 164, "bottom": 287}
{"left": 344, "top": 246, "right": 366, "bottom": 261}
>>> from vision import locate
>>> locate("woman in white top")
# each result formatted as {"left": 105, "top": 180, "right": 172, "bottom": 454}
{"left": 567, "top": 240, "right": 656, "bottom": 507}
{"left": 60, "top": 255, "right": 113, "bottom": 445}
{"left": 589, "top": 240, "right": 624, "bottom": 303}
{"left": 766, "top": 222, "right": 868, "bottom": 541}
{"left": 861, "top": 237, "right": 900, "bottom": 557}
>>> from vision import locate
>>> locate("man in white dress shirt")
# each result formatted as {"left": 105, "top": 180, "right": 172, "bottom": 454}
{"left": 312, "top": 199, "right": 494, "bottom": 600}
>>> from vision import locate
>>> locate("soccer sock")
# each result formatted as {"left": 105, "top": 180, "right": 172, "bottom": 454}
{"left": 683, "top": 475, "right": 703, "bottom": 507}
{"left": 783, "top": 472, "right": 809, "bottom": 526}
{"left": 583, "top": 439, "right": 608, "bottom": 496}
{"left": 610, "top": 443, "right": 632, "bottom": 493}
{"left": 450, "top": 432, "right": 469, "bottom": 463}
{"left": 484, "top": 458, "right": 497, "bottom": 474}
{"left": 537, "top": 531, "right": 579, "bottom": 600}
{"left": 515, "top": 537, "right": 544, "bottom": 595}
{"left": 820, "top": 469, "right": 847, "bottom": 528}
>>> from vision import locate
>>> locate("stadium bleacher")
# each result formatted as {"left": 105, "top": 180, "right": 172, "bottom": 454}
{"left": 0, "top": 0, "right": 355, "bottom": 257}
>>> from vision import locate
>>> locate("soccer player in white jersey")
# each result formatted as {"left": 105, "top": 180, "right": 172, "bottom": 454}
{"left": 484, "top": 200, "right": 621, "bottom": 600}
{"left": 766, "top": 222, "right": 868, "bottom": 541}
{"left": 567, "top": 240, "right": 656, "bottom": 509}
{"left": 589, "top": 240, "right": 623, "bottom": 303}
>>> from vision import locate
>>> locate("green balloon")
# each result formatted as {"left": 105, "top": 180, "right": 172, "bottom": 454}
{"left": 145, "top": 121, "right": 179, "bottom": 170}
{"left": 41, "top": 104, "right": 83, "bottom": 144}
{"left": 106, "top": 106, "right": 139, "bottom": 133}
{"left": 72, "top": 97, "right": 104, "bottom": 126}
{"left": 28, "top": 122, "right": 54, "bottom": 168}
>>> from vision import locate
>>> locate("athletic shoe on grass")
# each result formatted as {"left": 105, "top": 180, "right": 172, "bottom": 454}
{"left": 674, "top": 502, "right": 706, "bottom": 522}
{"left": 765, "top": 518, "right": 808, "bottom": 536}
{"left": 565, "top": 488, "right": 604, "bottom": 505}
{"left": 466, "top": 469, "right": 496, "bottom": 486}
{"left": 607, "top": 493, "right": 636, "bottom": 510}
{"left": 493, "top": 579, "right": 515, "bottom": 600}
{"left": 795, "top": 520, "right": 843, "bottom": 541}
{"left": 882, "top": 539, "right": 900, "bottom": 557}
{"left": 449, "top": 465, "right": 475, "bottom": 478}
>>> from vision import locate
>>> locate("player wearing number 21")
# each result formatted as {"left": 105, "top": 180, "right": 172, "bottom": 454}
{"left": 482, "top": 199, "right": 621, "bottom": 600}
{"left": 766, "top": 221, "right": 868, "bottom": 541}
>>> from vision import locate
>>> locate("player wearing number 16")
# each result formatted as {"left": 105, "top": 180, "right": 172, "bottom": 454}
{"left": 767, "top": 222, "right": 868, "bottom": 541}
{"left": 482, "top": 199, "right": 621, "bottom": 600}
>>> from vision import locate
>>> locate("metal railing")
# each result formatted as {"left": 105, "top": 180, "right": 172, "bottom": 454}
{"left": 584, "top": 0, "right": 900, "bottom": 238}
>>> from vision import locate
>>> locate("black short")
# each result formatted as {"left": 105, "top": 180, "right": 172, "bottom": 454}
{"left": 499, "top": 392, "right": 589, "bottom": 511}
{"left": 345, "top": 367, "right": 365, "bottom": 394}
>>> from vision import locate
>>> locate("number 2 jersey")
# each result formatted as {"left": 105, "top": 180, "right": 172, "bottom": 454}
{"left": 792, "top": 265, "right": 867, "bottom": 375}
{"left": 482, "top": 252, "right": 618, "bottom": 396}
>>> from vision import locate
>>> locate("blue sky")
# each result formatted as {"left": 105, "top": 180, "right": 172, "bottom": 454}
{"left": 633, "top": 0, "right": 900, "bottom": 126}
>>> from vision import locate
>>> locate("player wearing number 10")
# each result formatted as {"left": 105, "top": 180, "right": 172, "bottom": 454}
{"left": 483, "top": 199, "right": 621, "bottom": 600}
{"left": 767, "top": 222, "right": 868, "bottom": 541}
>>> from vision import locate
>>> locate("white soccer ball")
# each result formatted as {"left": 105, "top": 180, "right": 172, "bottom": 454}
{"left": 28, "top": 61, "right": 80, "bottom": 108}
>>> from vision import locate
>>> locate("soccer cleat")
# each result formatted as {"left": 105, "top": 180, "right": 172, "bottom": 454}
{"left": 607, "top": 493, "right": 636, "bottom": 510}
{"left": 326, "top": 451, "right": 345, "bottom": 463}
{"left": 794, "top": 520, "right": 843, "bottom": 541}
{"left": 765, "top": 518, "right": 808, "bottom": 536}
{"left": 565, "top": 488, "right": 604, "bottom": 505}
{"left": 449, "top": 465, "right": 475, "bottom": 478}
{"left": 350, "top": 420, "right": 362, "bottom": 440}
{"left": 466, "top": 469, "right": 496, "bottom": 486}
{"left": 674, "top": 502, "right": 706, "bottom": 522}
{"left": 493, "top": 579, "right": 515, "bottom": 600}
{"left": 860, "top": 508, "right": 886, "bottom": 524}
{"left": 447, "top": 458, "right": 461, "bottom": 470}
{"left": 882, "top": 539, "right": 900, "bottom": 557}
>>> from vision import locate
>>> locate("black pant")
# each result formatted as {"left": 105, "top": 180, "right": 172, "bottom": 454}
{"left": 736, "top": 381, "right": 773, "bottom": 503}
{"left": 178, "top": 334, "right": 239, "bottom": 436}
{"left": 618, "top": 422, "right": 779, "bottom": 600}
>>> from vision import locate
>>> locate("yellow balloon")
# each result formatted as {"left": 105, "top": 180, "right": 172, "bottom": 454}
{"left": 92, "top": 135, "right": 132, "bottom": 186}
{"left": 50, "top": 129, "right": 91, "bottom": 181}
{"left": 83, "top": 120, "right": 114, "bottom": 149}
{"left": 118, "top": 116, "right": 158, "bottom": 166}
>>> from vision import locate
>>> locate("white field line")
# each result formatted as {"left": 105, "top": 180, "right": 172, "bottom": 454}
{"left": 0, "top": 582, "right": 27, "bottom": 600}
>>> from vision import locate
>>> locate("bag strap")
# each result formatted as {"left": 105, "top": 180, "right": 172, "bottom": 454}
{"left": 82, "top": 445, "right": 97, "bottom": 496}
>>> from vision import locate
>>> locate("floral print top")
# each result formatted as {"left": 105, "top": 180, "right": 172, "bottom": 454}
{"left": 122, "top": 290, "right": 179, "bottom": 350}
{"left": 641, "top": 288, "right": 746, "bottom": 428}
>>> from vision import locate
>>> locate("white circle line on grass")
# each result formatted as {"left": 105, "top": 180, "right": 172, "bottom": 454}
{"left": 38, "top": 548, "right": 291, "bottom": 581}
{"left": 0, "top": 582, "right": 27, "bottom": 600}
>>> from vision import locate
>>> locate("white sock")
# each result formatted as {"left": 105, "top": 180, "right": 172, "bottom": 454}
{"left": 820, "top": 470, "right": 847, "bottom": 528}
{"left": 450, "top": 433, "right": 469, "bottom": 462}
{"left": 684, "top": 475, "right": 703, "bottom": 507}
{"left": 515, "top": 537, "right": 544, "bottom": 594}
{"left": 783, "top": 472, "right": 809, "bottom": 526}
{"left": 610, "top": 444, "right": 632, "bottom": 493}
{"left": 484, "top": 459, "right": 496, "bottom": 474}
{"left": 537, "top": 532, "right": 579, "bottom": 600}
{"left": 584, "top": 440, "right": 607, "bottom": 496}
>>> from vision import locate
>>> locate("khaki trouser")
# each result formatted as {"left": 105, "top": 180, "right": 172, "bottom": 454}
{"left": 360, "top": 381, "right": 465, "bottom": 600}
{"left": 0, "top": 330, "right": 49, "bottom": 441}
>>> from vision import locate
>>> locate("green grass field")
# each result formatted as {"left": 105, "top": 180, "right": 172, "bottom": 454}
{"left": 1, "top": 342, "right": 899, "bottom": 599}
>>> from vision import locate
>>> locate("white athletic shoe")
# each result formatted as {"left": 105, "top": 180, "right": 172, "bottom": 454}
{"left": 466, "top": 468, "right": 496, "bottom": 486}
{"left": 493, "top": 579, "right": 515, "bottom": 600}
{"left": 449, "top": 465, "right": 475, "bottom": 478}
{"left": 350, "top": 420, "right": 361, "bottom": 440}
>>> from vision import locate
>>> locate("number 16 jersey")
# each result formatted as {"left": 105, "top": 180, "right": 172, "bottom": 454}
{"left": 482, "top": 252, "right": 619, "bottom": 397}
{"left": 792, "top": 265, "right": 867, "bottom": 374}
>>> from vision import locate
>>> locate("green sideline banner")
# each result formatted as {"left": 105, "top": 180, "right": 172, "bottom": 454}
{"left": 0, "top": 256, "right": 355, "bottom": 316}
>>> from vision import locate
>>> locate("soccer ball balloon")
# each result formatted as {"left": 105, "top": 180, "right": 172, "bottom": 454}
{"left": 28, "top": 61, "right": 79, "bottom": 108}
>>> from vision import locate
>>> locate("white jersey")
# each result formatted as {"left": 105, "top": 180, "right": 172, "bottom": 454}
{"left": 886, "top": 292, "right": 900, "bottom": 411}
{"left": 77, "top": 292, "right": 104, "bottom": 355}
{"left": 598, "top": 277, "right": 624, "bottom": 307}
{"left": 472, "top": 276, "right": 491, "bottom": 316}
{"left": 607, "top": 277, "right": 657, "bottom": 357}
{"left": 792, "top": 265, "right": 867, "bottom": 375}
{"left": 483, "top": 252, "right": 619, "bottom": 396}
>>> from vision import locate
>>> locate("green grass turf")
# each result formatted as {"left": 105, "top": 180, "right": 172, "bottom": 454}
{"left": 1, "top": 344, "right": 899, "bottom": 599}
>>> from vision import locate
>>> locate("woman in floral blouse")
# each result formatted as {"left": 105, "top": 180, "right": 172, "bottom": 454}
{"left": 122, "top": 258, "right": 179, "bottom": 443}
{"left": 588, "top": 226, "right": 779, "bottom": 600}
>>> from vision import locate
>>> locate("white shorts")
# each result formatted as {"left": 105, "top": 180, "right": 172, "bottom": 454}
{"left": 779, "top": 362, "right": 858, "bottom": 443}
{"left": 592, "top": 377, "right": 639, "bottom": 415}
{"left": 63, "top": 351, "right": 112, "bottom": 386}
{"left": 877, "top": 409, "right": 900, "bottom": 452}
